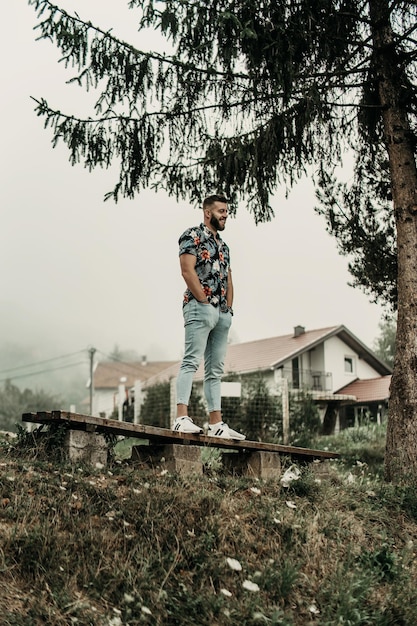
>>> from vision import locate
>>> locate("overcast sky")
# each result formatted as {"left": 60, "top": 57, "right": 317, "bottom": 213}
{"left": 1, "top": 1, "right": 387, "bottom": 374}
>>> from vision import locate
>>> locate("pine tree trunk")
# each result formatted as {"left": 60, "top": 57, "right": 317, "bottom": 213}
{"left": 369, "top": 0, "right": 417, "bottom": 482}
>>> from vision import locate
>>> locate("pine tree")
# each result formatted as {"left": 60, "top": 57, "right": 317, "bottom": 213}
{"left": 27, "top": 0, "right": 416, "bottom": 482}
{"left": 373, "top": 316, "right": 397, "bottom": 369}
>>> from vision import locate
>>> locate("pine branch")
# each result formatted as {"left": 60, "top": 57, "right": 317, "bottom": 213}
{"left": 29, "top": 0, "right": 250, "bottom": 81}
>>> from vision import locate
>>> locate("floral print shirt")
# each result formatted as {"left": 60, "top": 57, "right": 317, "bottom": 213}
{"left": 179, "top": 223, "right": 231, "bottom": 309}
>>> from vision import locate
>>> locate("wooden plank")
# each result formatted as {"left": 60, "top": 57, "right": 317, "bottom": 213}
{"left": 21, "top": 410, "right": 339, "bottom": 460}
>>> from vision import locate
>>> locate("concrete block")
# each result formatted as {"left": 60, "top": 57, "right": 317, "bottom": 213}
{"left": 222, "top": 450, "right": 281, "bottom": 479}
{"left": 132, "top": 443, "right": 203, "bottom": 475}
{"left": 64, "top": 429, "right": 108, "bottom": 466}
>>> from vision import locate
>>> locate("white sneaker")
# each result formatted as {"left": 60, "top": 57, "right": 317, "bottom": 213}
{"left": 208, "top": 422, "right": 246, "bottom": 441}
{"left": 172, "top": 416, "right": 203, "bottom": 434}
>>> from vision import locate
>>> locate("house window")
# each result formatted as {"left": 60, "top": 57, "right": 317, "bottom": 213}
{"left": 292, "top": 357, "right": 300, "bottom": 388}
{"left": 344, "top": 356, "right": 354, "bottom": 373}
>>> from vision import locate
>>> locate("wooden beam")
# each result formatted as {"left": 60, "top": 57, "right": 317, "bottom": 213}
{"left": 22, "top": 410, "right": 339, "bottom": 461}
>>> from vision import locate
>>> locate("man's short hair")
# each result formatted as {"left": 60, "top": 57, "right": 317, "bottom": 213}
{"left": 203, "top": 194, "right": 229, "bottom": 210}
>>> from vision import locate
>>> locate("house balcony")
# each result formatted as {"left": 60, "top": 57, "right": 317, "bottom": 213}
{"left": 277, "top": 367, "right": 333, "bottom": 393}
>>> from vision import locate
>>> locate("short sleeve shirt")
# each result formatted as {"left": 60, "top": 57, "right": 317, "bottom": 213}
{"left": 179, "top": 223, "right": 231, "bottom": 309}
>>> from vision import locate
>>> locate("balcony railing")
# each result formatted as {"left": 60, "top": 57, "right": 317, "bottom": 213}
{"left": 277, "top": 367, "right": 333, "bottom": 392}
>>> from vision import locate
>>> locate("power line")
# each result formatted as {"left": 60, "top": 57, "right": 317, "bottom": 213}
{"left": 0, "top": 345, "right": 155, "bottom": 387}
{"left": 0, "top": 360, "right": 88, "bottom": 384}
{"left": 0, "top": 349, "right": 87, "bottom": 376}
{"left": 95, "top": 348, "right": 137, "bottom": 363}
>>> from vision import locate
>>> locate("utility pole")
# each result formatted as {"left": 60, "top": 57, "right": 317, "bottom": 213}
{"left": 89, "top": 347, "right": 96, "bottom": 416}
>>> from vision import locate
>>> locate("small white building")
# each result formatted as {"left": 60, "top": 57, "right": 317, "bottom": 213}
{"left": 87, "top": 357, "right": 178, "bottom": 418}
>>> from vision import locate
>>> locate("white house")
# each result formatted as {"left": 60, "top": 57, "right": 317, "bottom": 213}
{"left": 88, "top": 357, "right": 178, "bottom": 418}
{"left": 141, "top": 324, "right": 392, "bottom": 432}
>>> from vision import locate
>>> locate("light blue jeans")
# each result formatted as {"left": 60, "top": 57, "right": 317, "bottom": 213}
{"left": 176, "top": 300, "right": 232, "bottom": 412}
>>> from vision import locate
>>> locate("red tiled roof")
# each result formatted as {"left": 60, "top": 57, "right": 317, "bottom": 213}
{"left": 223, "top": 326, "right": 340, "bottom": 374}
{"left": 93, "top": 361, "right": 178, "bottom": 389}
{"left": 336, "top": 376, "right": 392, "bottom": 403}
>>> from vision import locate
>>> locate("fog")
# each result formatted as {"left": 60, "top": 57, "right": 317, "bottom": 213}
{"left": 0, "top": 2, "right": 386, "bottom": 392}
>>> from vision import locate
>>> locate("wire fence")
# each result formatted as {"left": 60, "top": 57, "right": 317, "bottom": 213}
{"left": 113, "top": 373, "right": 323, "bottom": 446}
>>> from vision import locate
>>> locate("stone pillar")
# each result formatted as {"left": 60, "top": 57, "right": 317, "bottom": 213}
{"left": 222, "top": 450, "right": 281, "bottom": 479}
{"left": 132, "top": 443, "right": 202, "bottom": 475}
{"left": 64, "top": 429, "right": 108, "bottom": 466}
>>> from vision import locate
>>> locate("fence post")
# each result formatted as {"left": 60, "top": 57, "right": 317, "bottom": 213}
{"left": 281, "top": 377, "right": 290, "bottom": 445}
{"left": 118, "top": 378, "right": 126, "bottom": 421}
{"left": 133, "top": 380, "right": 143, "bottom": 424}
{"left": 170, "top": 377, "right": 177, "bottom": 428}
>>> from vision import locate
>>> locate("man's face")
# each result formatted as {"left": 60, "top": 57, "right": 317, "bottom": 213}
{"left": 209, "top": 202, "right": 228, "bottom": 231}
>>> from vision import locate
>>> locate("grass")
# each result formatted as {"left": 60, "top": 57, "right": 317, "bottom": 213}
{"left": 1, "top": 424, "right": 417, "bottom": 625}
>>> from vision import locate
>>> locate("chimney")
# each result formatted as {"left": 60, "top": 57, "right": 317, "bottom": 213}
{"left": 141, "top": 355, "right": 147, "bottom": 366}
{"left": 294, "top": 325, "right": 305, "bottom": 337}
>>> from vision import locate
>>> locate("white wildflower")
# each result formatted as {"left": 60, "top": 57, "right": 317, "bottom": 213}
{"left": 250, "top": 487, "right": 261, "bottom": 495}
{"left": 160, "top": 469, "right": 169, "bottom": 476}
{"left": 141, "top": 606, "right": 152, "bottom": 615}
{"left": 253, "top": 611, "right": 268, "bottom": 621}
{"left": 95, "top": 462, "right": 104, "bottom": 470}
{"left": 286, "top": 500, "right": 297, "bottom": 509}
{"left": 346, "top": 472, "right": 355, "bottom": 483}
{"left": 309, "top": 603, "right": 320, "bottom": 615}
{"left": 242, "top": 580, "right": 260, "bottom": 592}
{"left": 124, "top": 593, "right": 134, "bottom": 604}
{"left": 220, "top": 588, "right": 232, "bottom": 597}
{"left": 280, "top": 465, "right": 301, "bottom": 487}
{"left": 226, "top": 557, "right": 242, "bottom": 571}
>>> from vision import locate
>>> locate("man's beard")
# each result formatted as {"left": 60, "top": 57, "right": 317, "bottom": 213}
{"left": 210, "top": 215, "right": 226, "bottom": 231}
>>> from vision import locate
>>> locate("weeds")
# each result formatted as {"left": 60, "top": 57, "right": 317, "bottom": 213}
{"left": 1, "top": 426, "right": 417, "bottom": 624}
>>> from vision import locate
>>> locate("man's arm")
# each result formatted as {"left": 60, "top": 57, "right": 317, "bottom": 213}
{"left": 227, "top": 269, "right": 234, "bottom": 307}
{"left": 179, "top": 254, "right": 208, "bottom": 302}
